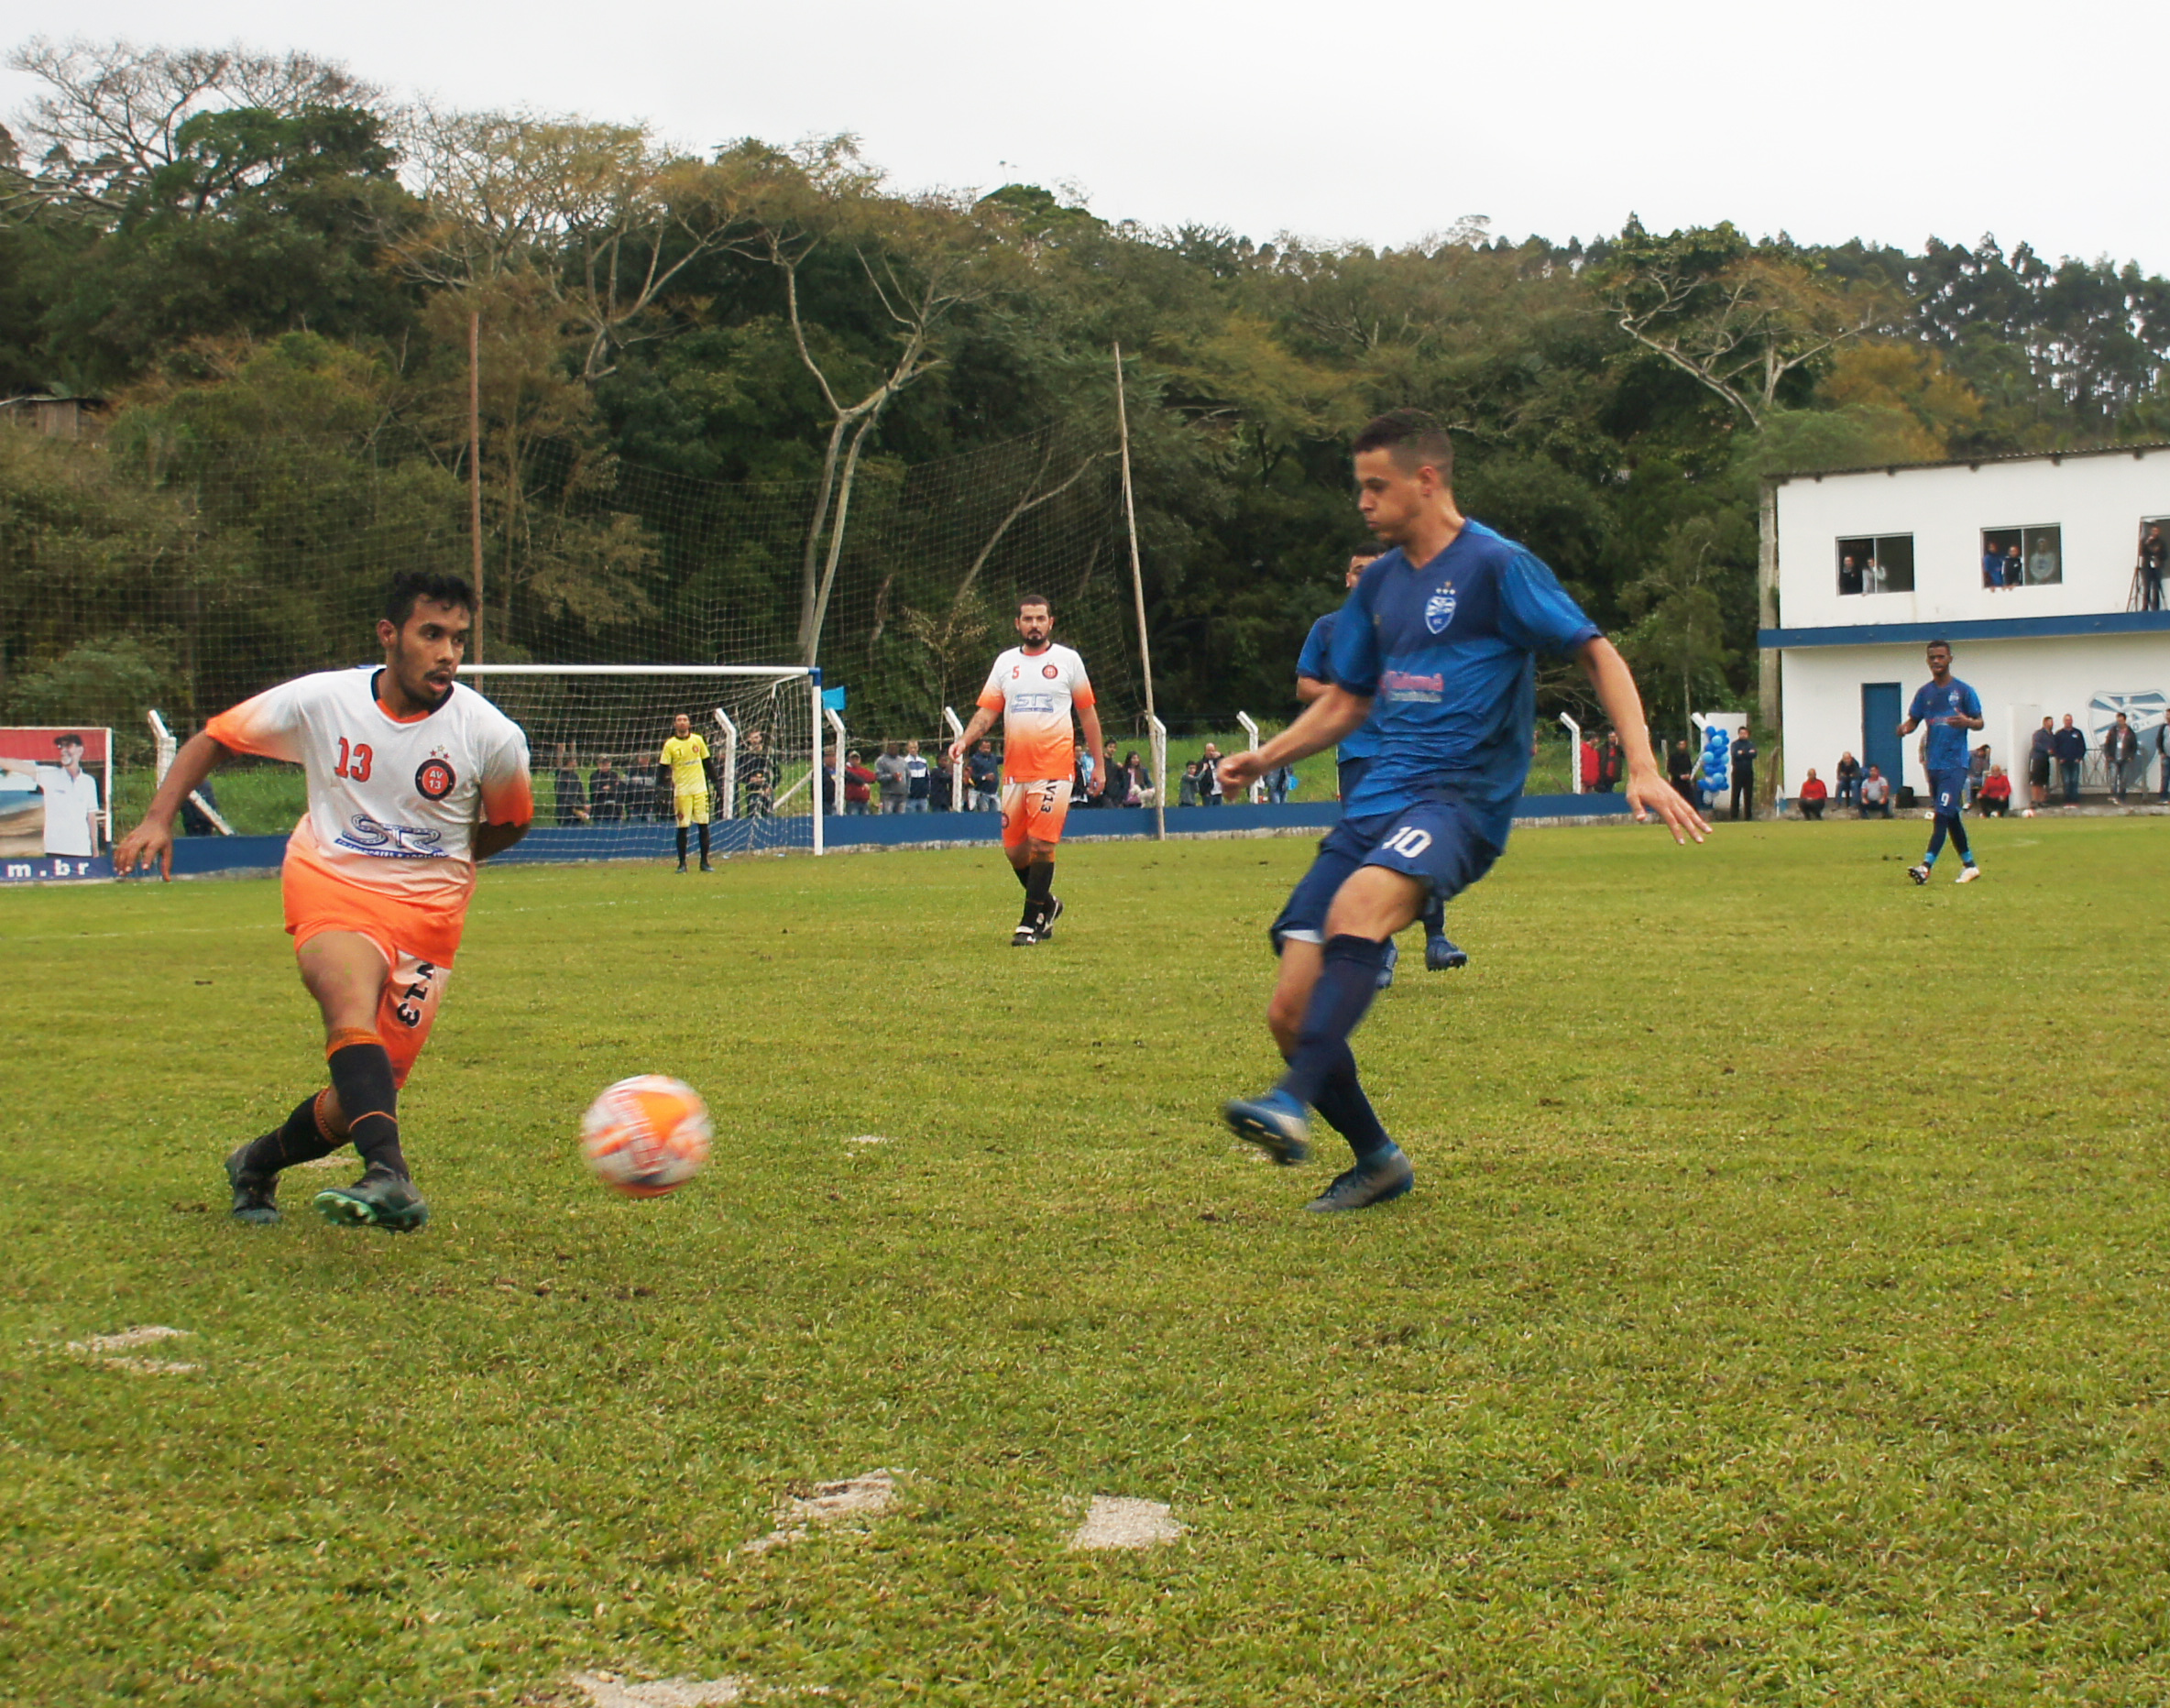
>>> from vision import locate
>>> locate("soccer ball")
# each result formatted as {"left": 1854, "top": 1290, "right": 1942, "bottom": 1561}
{"left": 582, "top": 1075, "right": 711, "bottom": 1198}
{"left": 2022, "top": 807, "right": 2035, "bottom": 817}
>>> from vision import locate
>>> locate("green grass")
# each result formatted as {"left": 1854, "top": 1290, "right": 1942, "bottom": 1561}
{"left": 5, "top": 818, "right": 2169, "bottom": 1703}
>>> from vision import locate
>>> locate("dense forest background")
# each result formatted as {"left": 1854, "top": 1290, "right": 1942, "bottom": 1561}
{"left": 5, "top": 38, "right": 2169, "bottom": 744}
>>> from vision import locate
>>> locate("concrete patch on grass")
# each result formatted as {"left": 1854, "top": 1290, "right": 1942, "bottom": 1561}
{"left": 1068, "top": 1494, "right": 1182, "bottom": 1550}
{"left": 568, "top": 1672, "right": 762, "bottom": 1706}
{"left": 65, "top": 1325, "right": 201, "bottom": 1375}
{"left": 844, "top": 1134, "right": 890, "bottom": 1144}
{"left": 743, "top": 1469, "right": 901, "bottom": 1555}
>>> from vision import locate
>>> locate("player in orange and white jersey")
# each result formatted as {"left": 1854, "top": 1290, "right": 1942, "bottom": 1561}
{"left": 115, "top": 572, "right": 533, "bottom": 1234}
{"left": 947, "top": 593, "right": 1105, "bottom": 945}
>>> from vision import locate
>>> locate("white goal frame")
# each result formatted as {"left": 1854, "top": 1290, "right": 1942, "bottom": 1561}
{"left": 458, "top": 663, "right": 827, "bottom": 856}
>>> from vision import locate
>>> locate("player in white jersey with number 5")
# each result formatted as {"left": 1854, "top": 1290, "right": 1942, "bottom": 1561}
{"left": 947, "top": 593, "right": 1104, "bottom": 944}
{"left": 115, "top": 573, "right": 533, "bottom": 1233}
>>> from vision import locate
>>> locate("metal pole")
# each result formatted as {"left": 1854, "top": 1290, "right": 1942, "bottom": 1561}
{"left": 1236, "top": 711, "right": 1265, "bottom": 803}
{"left": 943, "top": 706, "right": 966, "bottom": 812}
{"left": 1113, "top": 342, "right": 1164, "bottom": 841}
{"left": 825, "top": 706, "right": 849, "bottom": 821}
{"left": 1558, "top": 712, "right": 1582, "bottom": 794}
{"left": 469, "top": 308, "right": 485, "bottom": 662}
{"left": 711, "top": 709, "right": 740, "bottom": 821}
{"left": 809, "top": 671, "right": 825, "bottom": 855}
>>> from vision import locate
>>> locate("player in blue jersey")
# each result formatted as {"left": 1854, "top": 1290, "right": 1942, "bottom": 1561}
{"left": 1298, "top": 550, "right": 1465, "bottom": 983}
{"left": 1218, "top": 410, "right": 1707, "bottom": 1212}
{"left": 1899, "top": 639, "right": 1985, "bottom": 885}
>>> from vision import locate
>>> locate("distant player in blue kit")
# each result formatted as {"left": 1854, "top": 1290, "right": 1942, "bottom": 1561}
{"left": 1899, "top": 639, "right": 1985, "bottom": 885}
{"left": 1297, "top": 549, "right": 1465, "bottom": 982}
{"left": 1218, "top": 410, "right": 1707, "bottom": 1212}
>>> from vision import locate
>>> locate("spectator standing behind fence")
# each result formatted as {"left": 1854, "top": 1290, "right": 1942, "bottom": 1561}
{"left": 2104, "top": 713, "right": 2140, "bottom": 804}
{"left": 873, "top": 742, "right": 907, "bottom": 813}
{"left": 2028, "top": 717, "right": 2054, "bottom": 810}
{"left": 1197, "top": 742, "right": 1224, "bottom": 805}
{"left": 1798, "top": 770, "right": 1828, "bottom": 819}
{"left": 967, "top": 739, "right": 1000, "bottom": 811}
{"left": 903, "top": 739, "right": 931, "bottom": 813}
{"left": 1858, "top": 765, "right": 1893, "bottom": 817}
{"left": 1668, "top": 739, "right": 1693, "bottom": 801}
{"left": 588, "top": 756, "right": 625, "bottom": 823}
{"left": 553, "top": 748, "right": 589, "bottom": 826}
{"left": 737, "top": 729, "right": 775, "bottom": 817}
{"left": 929, "top": 759, "right": 953, "bottom": 812}
{"left": 1978, "top": 766, "right": 2011, "bottom": 816}
{"left": 1123, "top": 750, "right": 1151, "bottom": 806}
{"left": 1179, "top": 761, "right": 1200, "bottom": 807}
{"left": 1596, "top": 729, "right": 1624, "bottom": 793}
{"left": 2142, "top": 524, "right": 2167, "bottom": 612}
{"left": 1834, "top": 750, "right": 1860, "bottom": 811}
{"left": 1730, "top": 726, "right": 1757, "bottom": 822}
{"left": 2053, "top": 715, "right": 2086, "bottom": 804}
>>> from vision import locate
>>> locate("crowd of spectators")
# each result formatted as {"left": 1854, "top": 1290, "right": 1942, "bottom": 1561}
{"left": 1799, "top": 706, "right": 2170, "bottom": 820}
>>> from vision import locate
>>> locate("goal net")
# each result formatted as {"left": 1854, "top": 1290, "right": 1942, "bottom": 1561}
{"left": 458, "top": 666, "right": 823, "bottom": 859}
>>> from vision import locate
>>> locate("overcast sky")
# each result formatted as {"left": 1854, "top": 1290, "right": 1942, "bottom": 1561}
{"left": 8, "top": 0, "right": 2166, "bottom": 275}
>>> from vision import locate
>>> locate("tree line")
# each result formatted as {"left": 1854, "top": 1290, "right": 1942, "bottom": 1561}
{"left": 5, "top": 36, "right": 2167, "bottom": 741}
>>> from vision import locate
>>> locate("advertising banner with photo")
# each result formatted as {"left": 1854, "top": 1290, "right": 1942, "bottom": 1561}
{"left": 0, "top": 727, "right": 114, "bottom": 881}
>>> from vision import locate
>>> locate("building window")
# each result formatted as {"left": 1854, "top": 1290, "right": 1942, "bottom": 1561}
{"left": 1837, "top": 534, "right": 1913, "bottom": 595}
{"left": 1981, "top": 524, "right": 2060, "bottom": 587}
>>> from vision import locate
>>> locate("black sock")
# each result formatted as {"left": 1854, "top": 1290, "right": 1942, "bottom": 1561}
{"left": 696, "top": 823, "right": 710, "bottom": 858}
{"left": 241, "top": 1090, "right": 343, "bottom": 1176}
{"left": 1309, "top": 1040, "right": 1394, "bottom": 1161}
{"left": 1026, "top": 858, "right": 1054, "bottom": 906}
{"left": 676, "top": 827, "right": 689, "bottom": 863}
{"left": 1011, "top": 861, "right": 1032, "bottom": 892}
{"left": 328, "top": 1040, "right": 407, "bottom": 1179}
{"left": 1422, "top": 899, "right": 1446, "bottom": 936}
{"left": 1280, "top": 935, "right": 1388, "bottom": 1107}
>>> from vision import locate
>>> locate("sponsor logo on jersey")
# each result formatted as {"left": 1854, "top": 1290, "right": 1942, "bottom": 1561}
{"left": 1011, "top": 693, "right": 1057, "bottom": 714}
{"left": 1424, "top": 583, "right": 1458, "bottom": 634}
{"left": 1042, "top": 662, "right": 1059, "bottom": 679}
{"left": 415, "top": 756, "right": 457, "bottom": 799}
{"left": 1382, "top": 668, "right": 1445, "bottom": 706}
{"left": 334, "top": 814, "right": 447, "bottom": 859}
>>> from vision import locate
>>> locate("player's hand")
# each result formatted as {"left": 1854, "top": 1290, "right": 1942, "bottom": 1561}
{"left": 113, "top": 817, "right": 176, "bottom": 881}
{"left": 1087, "top": 772, "right": 1104, "bottom": 797}
{"left": 1218, "top": 752, "right": 1266, "bottom": 793}
{"left": 1626, "top": 766, "right": 1708, "bottom": 845}
{"left": 946, "top": 741, "right": 965, "bottom": 767}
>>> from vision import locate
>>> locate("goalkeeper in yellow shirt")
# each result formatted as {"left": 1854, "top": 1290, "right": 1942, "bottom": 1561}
{"left": 659, "top": 712, "right": 715, "bottom": 872}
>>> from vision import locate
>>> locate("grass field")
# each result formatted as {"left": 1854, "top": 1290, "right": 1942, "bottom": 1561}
{"left": 6, "top": 816, "right": 2170, "bottom": 1704}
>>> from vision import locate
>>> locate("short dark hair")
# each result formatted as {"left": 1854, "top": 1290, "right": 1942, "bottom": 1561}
{"left": 1017, "top": 593, "right": 1051, "bottom": 615}
{"left": 1353, "top": 409, "right": 1454, "bottom": 481}
{"left": 1926, "top": 637, "right": 1952, "bottom": 652}
{"left": 384, "top": 571, "right": 478, "bottom": 629}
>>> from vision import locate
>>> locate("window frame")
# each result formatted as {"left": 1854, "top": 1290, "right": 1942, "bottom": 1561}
{"left": 1836, "top": 532, "right": 1915, "bottom": 596}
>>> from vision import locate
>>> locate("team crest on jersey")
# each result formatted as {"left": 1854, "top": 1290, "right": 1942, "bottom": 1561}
{"left": 1042, "top": 662, "right": 1059, "bottom": 679}
{"left": 1424, "top": 584, "right": 1458, "bottom": 634}
{"left": 415, "top": 754, "right": 457, "bottom": 799}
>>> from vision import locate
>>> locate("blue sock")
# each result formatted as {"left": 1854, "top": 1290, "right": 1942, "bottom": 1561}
{"left": 1280, "top": 935, "right": 1387, "bottom": 1108}
{"left": 1308, "top": 1040, "right": 1393, "bottom": 1161}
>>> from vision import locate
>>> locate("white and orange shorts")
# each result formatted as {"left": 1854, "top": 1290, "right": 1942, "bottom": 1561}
{"left": 1001, "top": 777, "right": 1073, "bottom": 851}
{"left": 281, "top": 854, "right": 464, "bottom": 1089}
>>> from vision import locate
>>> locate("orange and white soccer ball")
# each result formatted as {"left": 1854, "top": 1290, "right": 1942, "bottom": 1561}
{"left": 581, "top": 1075, "right": 712, "bottom": 1198}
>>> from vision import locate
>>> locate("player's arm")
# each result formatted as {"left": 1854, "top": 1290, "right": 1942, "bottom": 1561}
{"left": 948, "top": 705, "right": 998, "bottom": 766}
{"left": 474, "top": 817, "right": 531, "bottom": 861}
{"left": 1220, "top": 686, "right": 1372, "bottom": 791}
{"left": 0, "top": 756, "right": 34, "bottom": 778}
{"left": 1295, "top": 674, "right": 1332, "bottom": 704}
{"left": 115, "top": 730, "right": 231, "bottom": 880}
{"left": 474, "top": 730, "right": 534, "bottom": 862}
{"left": 1576, "top": 636, "right": 1707, "bottom": 844}
{"left": 1077, "top": 700, "right": 1107, "bottom": 795}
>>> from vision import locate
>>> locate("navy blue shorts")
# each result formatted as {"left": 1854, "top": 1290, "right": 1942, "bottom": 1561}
{"left": 1929, "top": 769, "right": 1967, "bottom": 818}
{"left": 1270, "top": 797, "right": 1500, "bottom": 948}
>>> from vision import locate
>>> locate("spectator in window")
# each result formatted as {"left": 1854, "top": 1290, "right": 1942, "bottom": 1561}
{"left": 2028, "top": 717, "right": 2055, "bottom": 810}
{"left": 2103, "top": 713, "right": 2140, "bottom": 805}
{"left": 1858, "top": 765, "right": 1893, "bottom": 818}
{"left": 966, "top": 739, "right": 1001, "bottom": 812}
{"left": 1179, "top": 761, "right": 1201, "bottom": 807}
{"left": 553, "top": 747, "right": 590, "bottom": 827}
{"left": 1977, "top": 766, "right": 2012, "bottom": 816}
{"left": 2052, "top": 715, "right": 2086, "bottom": 804}
{"left": 1982, "top": 542, "right": 2006, "bottom": 589}
{"left": 1834, "top": 750, "right": 1861, "bottom": 812}
{"left": 2028, "top": 537, "right": 2058, "bottom": 585}
{"left": 902, "top": 739, "right": 931, "bottom": 813}
{"left": 874, "top": 741, "right": 908, "bottom": 814}
{"left": 2142, "top": 524, "right": 2167, "bottom": 612}
{"left": 1595, "top": 729, "right": 1625, "bottom": 794}
{"left": 1196, "top": 742, "right": 1224, "bottom": 805}
{"left": 588, "top": 756, "right": 627, "bottom": 824}
{"left": 1798, "top": 770, "right": 1828, "bottom": 820}
{"left": 2004, "top": 543, "right": 2023, "bottom": 589}
{"left": 1966, "top": 742, "right": 1991, "bottom": 806}
{"left": 1863, "top": 557, "right": 1886, "bottom": 595}
{"left": 1838, "top": 553, "right": 1863, "bottom": 596}
{"left": 842, "top": 750, "right": 874, "bottom": 815}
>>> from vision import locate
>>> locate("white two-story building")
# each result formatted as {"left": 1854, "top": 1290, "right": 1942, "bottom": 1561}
{"left": 1763, "top": 444, "right": 2170, "bottom": 800}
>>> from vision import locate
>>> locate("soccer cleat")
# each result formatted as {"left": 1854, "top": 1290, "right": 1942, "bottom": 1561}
{"left": 1306, "top": 1144, "right": 1415, "bottom": 1213}
{"left": 312, "top": 1167, "right": 429, "bottom": 1233}
{"left": 1222, "top": 1089, "right": 1311, "bottom": 1166}
{"left": 1955, "top": 865, "right": 1982, "bottom": 883}
{"left": 225, "top": 1143, "right": 281, "bottom": 1226}
{"left": 1907, "top": 863, "right": 1930, "bottom": 885}
{"left": 1036, "top": 895, "right": 1065, "bottom": 942}
{"left": 1425, "top": 934, "right": 1468, "bottom": 971}
{"left": 699, "top": 858, "right": 713, "bottom": 872}
{"left": 1376, "top": 936, "right": 1398, "bottom": 991}
{"left": 1012, "top": 922, "right": 1039, "bottom": 947}
{"left": 674, "top": 861, "right": 687, "bottom": 874}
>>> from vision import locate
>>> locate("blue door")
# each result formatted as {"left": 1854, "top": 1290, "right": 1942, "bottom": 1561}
{"left": 1862, "top": 683, "right": 1903, "bottom": 790}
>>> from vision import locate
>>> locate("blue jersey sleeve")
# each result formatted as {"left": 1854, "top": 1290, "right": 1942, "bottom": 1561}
{"left": 1324, "top": 579, "right": 1383, "bottom": 697}
{"left": 1496, "top": 550, "right": 1601, "bottom": 656}
{"left": 1906, "top": 684, "right": 1934, "bottom": 724}
{"left": 1296, "top": 614, "right": 1334, "bottom": 683}
{"left": 1959, "top": 684, "right": 1982, "bottom": 721}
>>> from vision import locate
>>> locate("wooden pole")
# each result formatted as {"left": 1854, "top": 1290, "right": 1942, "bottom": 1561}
{"left": 469, "top": 308, "right": 485, "bottom": 662}
{"left": 1112, "top": 342, "right": 1164, "bottom": 840}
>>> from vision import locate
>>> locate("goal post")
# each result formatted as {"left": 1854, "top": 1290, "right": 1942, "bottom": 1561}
{"left": 457, "top": 664, "right": 825, "bottom": 860}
